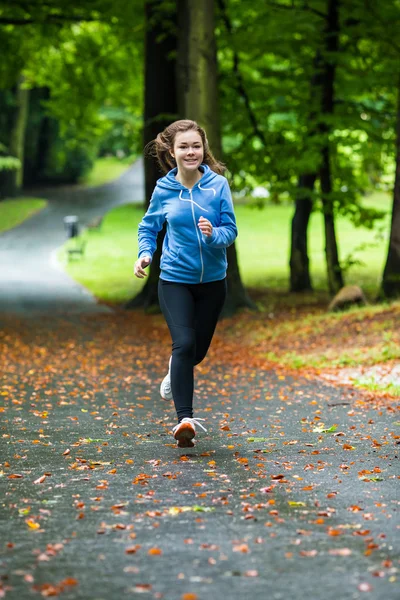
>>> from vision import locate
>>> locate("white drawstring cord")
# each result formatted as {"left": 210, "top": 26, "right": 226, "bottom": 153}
{"left": 178, "top": 190, "right": 209, "bottom": 212}
{"left": 198, "top": 183, "right": 216, "bottom": 196}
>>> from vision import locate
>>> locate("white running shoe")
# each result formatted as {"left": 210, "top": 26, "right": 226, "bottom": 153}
{"left": 172, "top": 417, "right": 207, "bottom": 448}
{"left": 160, "top": 356, "right": 173, "bottom": 400}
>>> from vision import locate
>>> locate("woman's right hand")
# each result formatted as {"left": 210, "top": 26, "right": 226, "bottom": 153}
{"left": 134, "top": 256, "right": 151, "bottom": 278}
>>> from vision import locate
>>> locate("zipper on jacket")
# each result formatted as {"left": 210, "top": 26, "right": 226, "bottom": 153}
{"left": 189, "top": 189, "right": 204, "bottom": 283}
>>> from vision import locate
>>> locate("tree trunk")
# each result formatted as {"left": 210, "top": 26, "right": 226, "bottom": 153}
{"left": 9, "top": 74, "right": 29, "bottom": 195}
{"left": 177, "top": 0, "right": 254, "bottom": 314}
{"left": 319, "top": 0, "right": 343, "bottom": 294}
{"left": 289, "top": 173, "right": 316, "bottom": 291}
{"left": 34, "top": 87, "right": 52, "bottom": 180}
{"left": 177, "top": 0, "right": 220, "bottom": 152}
{"left": 320, "top": 146, "right": 343, "bottom": 292}
{"left": 125, "top": 0, "right": 178, "bottom": 311}
{"left": 380, "top": 76, "right": 400, "bottom": 299}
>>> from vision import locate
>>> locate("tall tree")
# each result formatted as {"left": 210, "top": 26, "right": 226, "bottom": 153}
{"left": 289, "top": 173, "right": 316, "bottom": 291}
{"left": 8, "top": 75, "right": 29, "bottom": 195}
{"left": 318, "top": 0, "right": 343, "bottom": 294}
{"left": 177, "top": 0, "right": 254, "bottom": 313}
{"left": 380, "top": 76, "right": 400, "bottom": 298}
{"left": 126, "top": 0, "right": 178, "bottom": 311}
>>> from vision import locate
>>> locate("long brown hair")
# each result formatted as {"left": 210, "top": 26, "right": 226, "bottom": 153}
{"left": 145, "top": 120, "right": 226, "bottom": 175}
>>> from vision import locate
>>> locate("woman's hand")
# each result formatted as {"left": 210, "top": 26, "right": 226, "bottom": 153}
{"left": 134, "top": 256, "right": 151, "bottom": 278}
{"left": 198, "top": 216, "right": 213, "bottom": 237}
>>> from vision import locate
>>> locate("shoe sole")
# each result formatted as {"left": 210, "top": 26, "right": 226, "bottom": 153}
{"left": 174, "top": 423, "right": 195, "bottom": 448}
{"left": 160, "top": 378, "right": 173, "bottom": 401}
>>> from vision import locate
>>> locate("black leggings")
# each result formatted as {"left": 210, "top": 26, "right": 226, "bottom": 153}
{"left": 158, "top": 277, "right": 227, "bottom": 422}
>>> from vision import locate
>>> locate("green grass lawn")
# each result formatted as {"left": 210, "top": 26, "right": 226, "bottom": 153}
{"left": 59, "top": 191, "right": 391, "bottom": 304}
{"left": 0, "top": 197, "right": 47, "bottom": 234}
{"left": 79, "top": 156, "right": 134, "bottom": 187}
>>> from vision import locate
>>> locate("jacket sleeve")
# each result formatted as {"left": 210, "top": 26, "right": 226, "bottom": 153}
{"left": 203, "top": 179, "right": 238, "bottom": 248}
{"left": 137, "top": 189, "right": 165, "bottom": 260}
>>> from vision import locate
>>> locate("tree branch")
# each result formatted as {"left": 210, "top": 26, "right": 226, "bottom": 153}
{"left": 364, "top": 0, "right": 400, "bottom": 55}
{"left": 0, "top": 13, "right": 95, "bottom": 25}
{"left": 266, "top": 1, "right": 327, "bottom": 20}
{"left": 217, "top": 0, "right": 267, "bottom": 146}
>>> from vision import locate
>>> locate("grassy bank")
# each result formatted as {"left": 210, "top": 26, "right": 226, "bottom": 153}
{"left": 79, "top": 156, "right": 134, "bottom": 187}
{"left": 0, "top": 197, "right": 47, "bottom": 234}
{"left": 59, "top": 192, "right": 391, "bottom": 304}
{"left": 215, "top": 296, "right": 400, "bottom": 397}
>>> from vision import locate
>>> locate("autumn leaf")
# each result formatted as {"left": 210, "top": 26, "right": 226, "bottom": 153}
{"left": 125, "top": 545, "right": 141, "bottom": 554}
{"left": 327, "top": 528, "right": 343, "bottom": 536}
{"left": 358, "top": 583, "right": 373, "bottom": 592}
{"left": 25, "top": 519, "right": 40, "bottom": 530}
{"left": 233, "top": 543, "right": 249, "bottom": 553}
{"left": 192, "top": 505, "right": 214, "bottom": 512}
{"left": 312, "top": 424, "right": 338, "bottom": 433}
{"left": 299, "top": 549, "right": 318, "bottom": 557}
{"left": 33, "top": 474, "right": 46, "bottom": 484}
{"left": 328, "top": 548, "right": 352, "bottom": 556}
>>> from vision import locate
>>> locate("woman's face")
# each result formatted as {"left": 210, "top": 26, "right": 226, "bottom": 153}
{"left": 171, "top": 130, "right": 204, "bottom": 174}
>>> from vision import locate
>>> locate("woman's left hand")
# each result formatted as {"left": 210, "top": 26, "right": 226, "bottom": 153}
{"left": 198, "top": 216, "right": 213, "bottom": 237}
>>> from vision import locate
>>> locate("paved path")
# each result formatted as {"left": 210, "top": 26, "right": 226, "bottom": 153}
{"left": 0, "top": 314, "right": 398, "bottom": 600}
{"left": 0, "top": 159, "right": 144, "bottom": 317}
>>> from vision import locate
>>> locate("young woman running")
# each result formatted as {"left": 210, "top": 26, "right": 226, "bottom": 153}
{"left": 134, "top": 120, "right": 237, "bottom": 448}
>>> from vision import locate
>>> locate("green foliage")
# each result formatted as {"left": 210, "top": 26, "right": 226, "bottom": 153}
{"left": 43, "top": 134, "right": 97, "bottom": 183}
{"left": 98, "top": 108, "right": 143, "bottom": 157}
{"left": 0, "top": 1, "right": 144, "bottom": 184}
{"left": 0, "top": 197, "right": 46, "bottom": 233}
{"left": 0, "top": 142, "right": 19, "bottom": 172}
{"left": 25, "top": 20, "right": 143, "bottom": 143}
{"left": 216, "top": 0, "right": 399, "bottom": 233}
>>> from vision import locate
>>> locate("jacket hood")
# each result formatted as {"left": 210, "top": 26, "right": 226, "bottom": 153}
{"left": 156, "top": 164, "right": 219, "bottom": 191}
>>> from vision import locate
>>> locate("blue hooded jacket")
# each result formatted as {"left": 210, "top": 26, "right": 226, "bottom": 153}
{"left": 138, "top": 164, "right": 238, "bottom": 284}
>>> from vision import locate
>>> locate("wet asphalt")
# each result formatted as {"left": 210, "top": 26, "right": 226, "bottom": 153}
{"left": 0, "top": 312, "right": 399, "bottom": 600}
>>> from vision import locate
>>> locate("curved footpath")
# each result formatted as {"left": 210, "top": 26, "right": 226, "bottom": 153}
{"left": 0, "top": 159, "right": 144, "bottom": 317}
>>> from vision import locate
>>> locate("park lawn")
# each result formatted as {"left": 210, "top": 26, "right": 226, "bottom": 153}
{"left": 59, "top": 191, "right": 391, "bottom": 304}
{"left": 79, "top": 156, "right": 134, "bottom": 187}
{"left": 0, "top": 197, "right": 47, "bottom": 234}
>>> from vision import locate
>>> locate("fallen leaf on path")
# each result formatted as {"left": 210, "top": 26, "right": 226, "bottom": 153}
{"left": 328, "top": 548, "right": 352, "bottom": 556}
{"left": 358, "top": 583, "right": 373, "bottom": 592}
{"left": 33, "top": 475, "right": 46, "bottom": 484}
